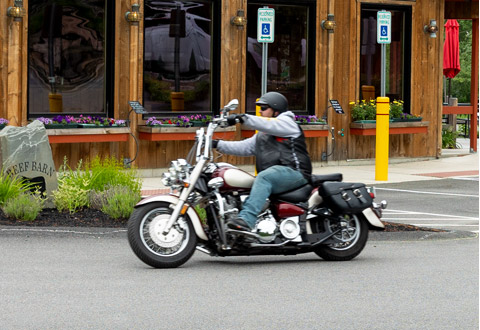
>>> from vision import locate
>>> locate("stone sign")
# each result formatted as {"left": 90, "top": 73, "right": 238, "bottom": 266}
{"left": 0, "top": 120, "right": 58, "bottom": 207}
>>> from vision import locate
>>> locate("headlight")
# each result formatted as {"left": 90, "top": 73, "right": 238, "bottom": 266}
{"left": 162, "top": 159, "right": 192, "bottom": 188}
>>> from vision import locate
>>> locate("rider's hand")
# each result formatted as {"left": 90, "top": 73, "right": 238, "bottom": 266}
{"left": 226, "top": 114, "right": 244, "bottom": 126}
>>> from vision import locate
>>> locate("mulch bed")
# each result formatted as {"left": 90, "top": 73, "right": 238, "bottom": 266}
{"left": 0, "top": 208, "right": 128, "bottom": 228}
{"left": 0, "top": 208, "right": 445, "bottom": 232}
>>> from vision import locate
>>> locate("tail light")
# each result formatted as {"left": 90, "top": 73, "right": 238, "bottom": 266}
{"left": 367, "top": 186, "right": 376, "bottom": 199}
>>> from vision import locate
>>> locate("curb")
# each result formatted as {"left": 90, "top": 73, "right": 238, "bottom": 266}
{"left": 369, "top": 229, "right": 478, "bottom": 241}
{"left": 1, "top": 225, "right": 477, "bottom": 241}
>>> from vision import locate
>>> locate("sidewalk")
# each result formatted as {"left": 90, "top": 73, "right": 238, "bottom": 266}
{"left": 140, "top": 138, "right": 478, "bottom": 195}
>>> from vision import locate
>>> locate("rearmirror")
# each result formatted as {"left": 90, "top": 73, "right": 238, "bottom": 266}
{"left": 224, "top": 99, "right": 239, "bottom": 111}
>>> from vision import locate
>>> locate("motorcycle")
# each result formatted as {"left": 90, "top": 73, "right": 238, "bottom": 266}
{"left": 127, "top": 99, "right": 387, "bottom": 268}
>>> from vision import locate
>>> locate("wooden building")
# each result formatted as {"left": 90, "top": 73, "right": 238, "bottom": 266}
{"left": 0, "top": 0, "right": 478, "bottom": 169}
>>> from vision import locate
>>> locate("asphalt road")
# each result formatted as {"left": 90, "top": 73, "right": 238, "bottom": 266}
{"left": 374, "top": 177, "right": 479, "bottom": 232}
{"left": 0, "top": 229, "right": 477, "bottom": 329}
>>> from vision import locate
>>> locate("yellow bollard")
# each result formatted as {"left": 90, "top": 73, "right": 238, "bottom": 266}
{"left": 375, "top": 96, "right": 390, "bottom": 181}
{"left": 254, "top": 99, "right": 261, "bottom": 176}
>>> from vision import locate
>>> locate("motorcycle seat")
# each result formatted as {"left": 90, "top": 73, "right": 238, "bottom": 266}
{"left": 311, "top": 173, "right": 343, "bottom": 186}
{"left": 271, "top": 184, "right": 313, "bottom": 203}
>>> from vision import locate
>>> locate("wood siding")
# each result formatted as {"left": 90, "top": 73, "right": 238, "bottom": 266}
{"left": 0, "top": 0, "right": 450, "bottom": 169}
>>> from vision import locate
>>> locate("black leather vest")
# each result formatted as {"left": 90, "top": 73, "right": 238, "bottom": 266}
{"left": 255, "top": 128, "right": 312, "bottom": 180}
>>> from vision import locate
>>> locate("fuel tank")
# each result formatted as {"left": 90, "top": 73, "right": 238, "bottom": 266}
{"left": 212, "top": 165, "right": 255, "bottom": 190}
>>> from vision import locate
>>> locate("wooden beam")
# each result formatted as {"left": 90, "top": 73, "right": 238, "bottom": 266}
{"left": 469, "top": 18, "right": 478, "bottom": 151}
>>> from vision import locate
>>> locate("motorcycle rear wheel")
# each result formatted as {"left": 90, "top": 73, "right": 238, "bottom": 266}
{"left": 128, "top": 202, "right": 197, "bottom": 268}
{"left": 312, "top": 213, "right": 369, "bottom": 261}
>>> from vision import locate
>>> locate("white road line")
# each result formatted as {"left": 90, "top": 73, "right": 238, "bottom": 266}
{"left": 451, "top": 177, "right": 479, "bottom": 181}
{"left": 411, "top": 224, "right": 478, "bottom": 228}
{"left": 383, "top": 218, "right": 479, "bottom": 221}
{"left": 0, "top": 228, "right": 127, "bottom": 235}
{"left": 383, "top": 209, "right": 479, "bottom": 220}
{"left": 376, "top": 187, "right": 478, "bottom": 198}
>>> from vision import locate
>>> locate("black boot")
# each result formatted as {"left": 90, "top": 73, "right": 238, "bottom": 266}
{"left": 226, "top": 217, "right": 251, "bottom": 231}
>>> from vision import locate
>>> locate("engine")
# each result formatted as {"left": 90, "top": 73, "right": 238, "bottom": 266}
{"left": 221, "top": 194, "right": 301, "bottom": 244}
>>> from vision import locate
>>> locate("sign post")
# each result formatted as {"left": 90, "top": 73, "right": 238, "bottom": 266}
{"left": 375, "top": 10, "right": 391, "bottom": 181}
{"left": 257, "top": 7, "right": 275, "bottom": 95}
{"left": 377, "top": 10, "right": 391, "bottom": 97}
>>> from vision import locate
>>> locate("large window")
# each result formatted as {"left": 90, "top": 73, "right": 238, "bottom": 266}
{"left": 246, "top": 2, "right": 315, "bottom": 114}
{"left": 360, "top": 4, "right": 412, "bottom": 112}
{"left": 143, "top": 1, "right": 219, "bottom": 114}
{"left": 28, "top": 0, "right": 113, "bottom": 116}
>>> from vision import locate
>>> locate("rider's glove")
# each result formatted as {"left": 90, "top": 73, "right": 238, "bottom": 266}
{"left": 212, "top": 140, "right": 219, "bottom": 148}
{"left": 226, "top": 114, "right": 245, "bottom": 126}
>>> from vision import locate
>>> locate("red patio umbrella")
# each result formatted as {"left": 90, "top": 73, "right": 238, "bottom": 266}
{"left": 443, "top": 19, "right": 461, "bottom": 99}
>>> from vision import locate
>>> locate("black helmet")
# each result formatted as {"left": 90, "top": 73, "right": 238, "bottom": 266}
{"left": 256, "top": 92, "right": 288, "bottom": 113}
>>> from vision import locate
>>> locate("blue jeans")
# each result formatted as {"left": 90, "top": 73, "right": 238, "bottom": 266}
{"left": 239, "top": 165, "right": 308, "bottom": 228}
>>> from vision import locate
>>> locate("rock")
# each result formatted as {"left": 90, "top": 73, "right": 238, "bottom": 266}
{"left": 0, "top": 120, "right": 58, "bottom": 207}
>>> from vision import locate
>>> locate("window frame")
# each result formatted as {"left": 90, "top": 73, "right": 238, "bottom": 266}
{"left": 245, "top": 0, "right": 316, "bottom": 116}
{"left": 360, "top": 3, "right": 412, "bottom": 113}
{"left": 141, "top": 0, "right": 221, "bottom": 117}
{"left": 26, "top": 0, "right": 115, "bottom": 118}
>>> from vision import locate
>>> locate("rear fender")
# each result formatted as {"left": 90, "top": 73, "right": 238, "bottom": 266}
{"left": 362, "top": 207, "right": 385, "bottom": 230}
{"left": 136, "top": 194, "right": 208, "bottom": 241}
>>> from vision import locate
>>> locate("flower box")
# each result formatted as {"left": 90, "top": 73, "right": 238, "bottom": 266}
{"left": 44, "top": 123, "right": 80, "bottom": 129}
{"left": 46, "top": 127, "right": 130, "bottom": 143}
{"left": 391, "top": 117, "right": 423, "bottom": 122}
{"left": 350, "top": 121, "right": 429, "bottom": 136}
{"left": 138, "top": 125, "right": 235, "bottom": 141}
{"left": 241, "top": 124, "right": 329, "bottom": 138}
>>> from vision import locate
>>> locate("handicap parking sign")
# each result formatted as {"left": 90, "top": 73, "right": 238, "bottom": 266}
{"left": 377, "top": 10, "right": 391, "bottom": 44}
{"left": 257, "top": 8, "right": 275, "bottom": 43}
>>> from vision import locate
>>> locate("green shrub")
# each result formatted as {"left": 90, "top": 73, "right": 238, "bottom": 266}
{"left": 53, "top": 158, "right": 90, "bottom": 213}
{"left": 389, "top": 100, "right": 404, "bottom": 119}
{"left": 3, "top": 191, "right": 45, "bottom": 221}
{"left": 442, "top": 126, "right": 460, "bottom": 149}
{"left": 0, "top": 170, "right": 28, "bottom": 206}
{"left": 350, "top": 100, "right": 376, "bottom": 121}
{"left": 99, "top": 185, "right": 141, "bottom": 219}
{"left": 53, "top": 156, "right": 141, "bottom": 214}
{"left": 85, "top": 156, "right": 141, "bottom": 194}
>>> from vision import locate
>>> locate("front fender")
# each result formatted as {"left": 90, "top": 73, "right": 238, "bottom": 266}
{"left": 136, "top": 194, "right": 208, "bottom": 241}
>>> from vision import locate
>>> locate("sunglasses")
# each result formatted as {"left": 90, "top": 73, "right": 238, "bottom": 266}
{"left": 260, "top": 106, "right": 270, "bottom": 111}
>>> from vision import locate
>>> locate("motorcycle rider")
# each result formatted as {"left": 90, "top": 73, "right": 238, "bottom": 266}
{"left": 213, "top": 92, "right": 312, "bottom": 232}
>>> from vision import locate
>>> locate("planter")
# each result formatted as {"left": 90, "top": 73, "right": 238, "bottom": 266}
{"left": 44, "top": 123, "right": 80, "bottom": 129}
{"left": 241, "top": 124, "right": 329, "bottom": 138}
{"left": 295, "top": 121, "right": 327, "bottom": 125}
{"left": 138, "top": 125, "right": 235, "bottom": 141}
{"left": 353, "top": 120, "right": 377, "bottom": 124}
{"left": 391, "top": 117, "right": 423, "bottom": 122}
{"left": 46, "top": 127, "right": 130, "bottom": 143}
{"left": 350, "top": 121, "right": 429, "bottom": 136}
{"left": 190, "top": 121, "right": 208, "bottom": 127}
{"left": 0, "top": 124, "right": 5, "bottom": 130}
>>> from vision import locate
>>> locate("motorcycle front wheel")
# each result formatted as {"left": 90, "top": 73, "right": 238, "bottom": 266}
{"left": 311, "top": 213, "right": 369, "bottom": 261}
{"left": 128, "top": 202, "right": 197, "bottom": 268}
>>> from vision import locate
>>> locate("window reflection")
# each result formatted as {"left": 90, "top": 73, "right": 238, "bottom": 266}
{"left": 246, "top": 5, "right": 309, "bottom": 112}
{"left": 144, "top": 1, "right": 212, "bottom": 113}
{"left": 28, "top": 0, "right": 106, "bottom": 115}
{"left": 360, "top": 6, "right": 411, "bottom": 112}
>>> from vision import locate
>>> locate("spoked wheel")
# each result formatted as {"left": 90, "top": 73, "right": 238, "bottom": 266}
{"left": 311, "top": 213, "right": 369, "bottom": 261}
{"left": 128, "top": 202, "right": 197, "bottom": 268}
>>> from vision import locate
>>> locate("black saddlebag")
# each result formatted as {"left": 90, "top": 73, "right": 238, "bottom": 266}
{"left": 318, "top": 182, "right": 373, "bottom": 213}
